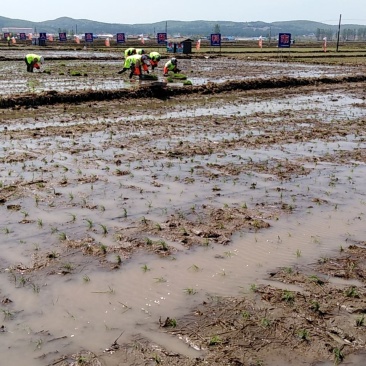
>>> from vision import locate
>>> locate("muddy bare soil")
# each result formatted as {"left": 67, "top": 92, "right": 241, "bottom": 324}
{"left": 0, "top": 50, "right": 366, "bottom": 366}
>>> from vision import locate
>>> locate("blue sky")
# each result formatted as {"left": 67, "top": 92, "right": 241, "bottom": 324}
{"left": 2, "top": 0, "right": 366, "bottom": 25}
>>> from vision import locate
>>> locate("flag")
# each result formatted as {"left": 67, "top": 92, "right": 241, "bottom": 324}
{"left": 47, "top": 34, "right": 54, "bottom": 42}
{"left": 322, "top": 37, "right": 327, "bottom": 52}
{"left": 105, "top": 38, "right": 110, "bottom": 47}
{"left": 258, "top": 36, "right": 263, "bottom": 49}
{"left": 11, "top": 37, "right": 16, "bottom": 44}
{"left": 75, "top": 36, "right": 80, "bottom": 44}
{"left": 196, "top": 39, "right": 201, "bottom": 50}
{"left": 27, "top": 33, "right": 32, "bottom": 40}
{"left": 141, "top": 34, "right": 145, "bottom": 44}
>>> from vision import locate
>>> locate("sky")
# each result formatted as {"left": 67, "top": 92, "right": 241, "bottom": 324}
{"left": 1, "top": 0, "right": 366, "bottom": 25}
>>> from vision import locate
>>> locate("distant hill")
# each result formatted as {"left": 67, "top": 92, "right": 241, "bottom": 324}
{"left": 0, "top": 16, "right": 365, "bottom": 38}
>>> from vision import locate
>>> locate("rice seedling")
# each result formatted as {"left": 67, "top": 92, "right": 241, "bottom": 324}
{"left": 297, "top": 329, "right": 309, "bottom": 341}
{"left": 2, "top": 309, "right": 13, "bottom": 320}
{"left": 151, "top": 354, "right": 161, "bottom": 364}
{"left": 310, "top": 300, "right": 320, "bottom": 313}
{"left": 37, "top": 218, "right": 43, "bottom": 228}
{"left": 296, "top": 249, "right": 302, "bottom": 258}
{"left": 260, "top": 317, "right": 271, "bottom": 327}
{"left": 19, "top": 276, "right": 26, "bottom": 287}
{"left": 154, "top": 277, "right": 167, "bottom": 283}
{"left": 32, "top": 283, "right": 40, "bottom": 293}
{"left": 145, "top": 238, "right": 153, "bottom": 246}
{"left": 58, "top": 232, "right": 67, "bottom": 241}
{"left": 344, "top": 286, "right": 359, "bottom": 298}
{"left": 100, "top": 244, "right": 107, "bottom": 254}
{"left": 99, "top": 224, "right": 108, "bottom": 235}
{"left": 308, "top": 275, "right": 324, "bottom": 285}
{"left": 12, "top": 205, "right": 24, "bottom": 218}
{"left": 116, "top": 255, "right": 122, "bottom": 265}
{"left": 203, "top": 238, "right": 210, "bottom": 246}
{"left": 83, "top": 275, "right": 91, "bottom": 283}
{"left": 158, "top": 240, "right": 168, "bottom": 251}
{"left": 353, "top": 312, "right": 365, "bottom": 327}
{"left": 75, "top": 356, "right": 87, "bottom": 365}
{"left": 250, "top": 283, "right": 258, "bottom": 292}
{"left": 165, "top": 318, "right": 177, "bottom": 327}
{"left": 63, "top": 263, "right": 73, "bottom": 271}
{"left": 188, "top": 264, "right": 200, "bottom": 271}
{"left": 68, "top": 213, "right": 77, "bottom": 222}
{"left": 85, "top": 218, "right": 94, "bottom": 229}
{"left": 3, "top": 227, "right": 11, "bottom": 234}
{"left": 333, "top": 347, "right": 344, "bottom": 365}
{"left": 141, "top": 264, "right": 150, "bottom": 272}
{"left": 184, "top": 288, "right": 197, "bottom": 295}
{"left": 99, "top": 205, "right": 106, "bottom": 212}
{"left": 208, "top": 335, "right": 221, "bottom": 346}
{"left": 47, "top": 251, "right": 58, "bottom": 259}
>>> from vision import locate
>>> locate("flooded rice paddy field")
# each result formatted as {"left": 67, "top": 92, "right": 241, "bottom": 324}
{"left": 0, "top": 50, "right": 366, "bottom": 365}
{"left": 1, "top": 48, "right": 365, "bottom": 94}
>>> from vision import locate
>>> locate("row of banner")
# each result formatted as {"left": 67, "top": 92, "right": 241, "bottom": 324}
{"left": 4, "top": 31, "right": 312, "bottom": 50}
{"left": 3, "top": 32, "right": 225, "bottom": 47}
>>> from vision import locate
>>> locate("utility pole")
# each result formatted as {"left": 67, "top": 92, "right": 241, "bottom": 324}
{"left": 165, "top": 21, "right": 167, "bottom": 37}
{"left": 336, "top": 14, "right": 342, "bottom": 52}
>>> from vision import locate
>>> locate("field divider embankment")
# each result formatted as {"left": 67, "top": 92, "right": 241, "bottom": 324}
{"left": 1, "top": 74, "right": 365, "bottom": 109}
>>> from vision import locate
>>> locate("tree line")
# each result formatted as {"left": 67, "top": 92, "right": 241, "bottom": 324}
{"left": 316, "top": 27, "right": 366, "bottom": 41}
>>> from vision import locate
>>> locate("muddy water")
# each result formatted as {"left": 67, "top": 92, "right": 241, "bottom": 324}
{"left": 1, "top": 179, "right": 365, "bottom": 365}
{"left": 0, "top": 60, "right": 366, "bottom": 364}
{"left": 0, "top": 53, "right": 362, "bottom": 95}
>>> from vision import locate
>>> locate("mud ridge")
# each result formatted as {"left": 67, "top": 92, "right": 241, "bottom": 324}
{"left": 1, "top": 74, "right": 365, "bottom": 109}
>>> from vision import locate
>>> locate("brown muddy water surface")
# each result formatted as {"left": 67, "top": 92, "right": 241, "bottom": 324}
{"left": 0, "top": 49, "right": 366, "bottom": 366}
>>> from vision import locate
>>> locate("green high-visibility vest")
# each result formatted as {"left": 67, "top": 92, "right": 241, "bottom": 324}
{"left": 124, "top": 48, "right": 136, "bottom": 58}
{"left": 150, "top": 52, "right": 161, "bottom": 61}
{"left": 26, "top": 54, "right": 41, "bottom": 64}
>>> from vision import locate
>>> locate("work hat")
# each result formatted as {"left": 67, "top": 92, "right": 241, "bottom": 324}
{"left": 141, "top": 54, "right": 150, "bottom": 64}
{"left": 40, "top": 56, "right": 44, "bottom": 64}
{"left": 171, "top": 57, "right": 177, "bottom": 65}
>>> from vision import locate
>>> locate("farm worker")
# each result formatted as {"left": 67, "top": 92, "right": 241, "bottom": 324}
{"left": 131, "top": 54, "right": 151, "bottom": 76}
{"left": 136, "top": 48, "right": 146, "bottom": 55}
{"left": 25, "top": 54, "right": 44, "bottom": 72}
{"left": 124, "top": 47, "right": 136, "bottom": 58}
{"left": 149, "top": 51, "right": 161, "bottom": 71}
{"left": 118, "top": 54, "right": 150, "bottom": 79}
{"left": 163, "top": 57, "right": 180, "bottom": 76}
{"left": 7, "top": 35, "right": 11, "bottom": 46}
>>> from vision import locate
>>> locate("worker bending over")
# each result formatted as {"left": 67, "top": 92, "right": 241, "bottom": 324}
{"left": 25, "top": 54, "right": 44, "bottom": 73}
{"left": 149, "top": 51, "right": 161, "bottom": 71}
{"left": 163, "top": 58, "right": 180, "bottom": 76}
{"left": 118, "top": 54, "right": 150, "bottom": 79}
{"left": 124, "top": 48, "right": 136, "bottom": 58}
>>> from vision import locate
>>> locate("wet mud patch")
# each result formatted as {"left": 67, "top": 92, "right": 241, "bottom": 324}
{"left": 112, "top": 205, "right": 271, "bottom": 252}
{"left": 97, "top": 244, "right": 366, "bottom": 366}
